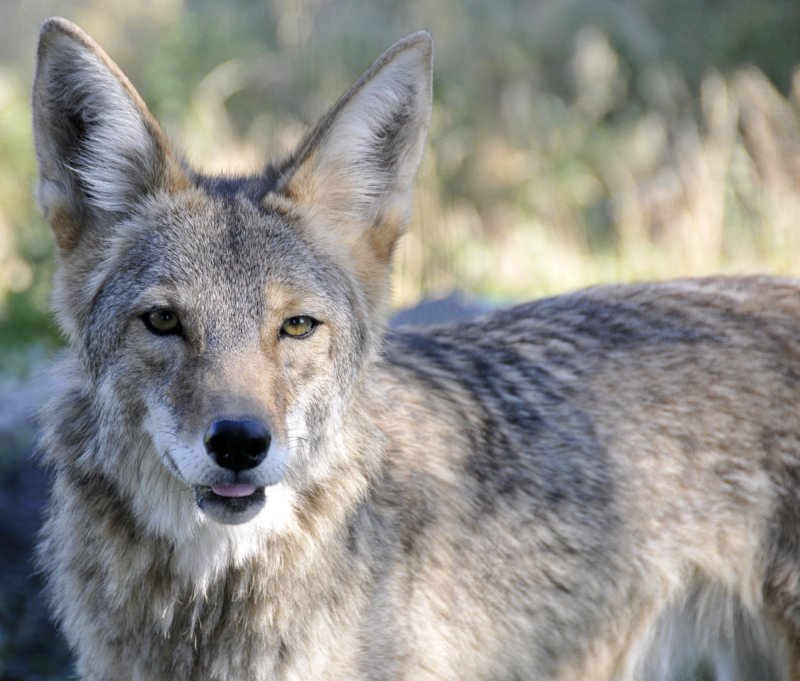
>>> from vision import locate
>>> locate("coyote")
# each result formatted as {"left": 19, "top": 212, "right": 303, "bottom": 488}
{"left": 34, "top": 16, "right": 800, "bottom": 681}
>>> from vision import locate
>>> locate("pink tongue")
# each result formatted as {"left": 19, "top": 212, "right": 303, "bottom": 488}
{"left": 211, "top": 483, "right": 257, "bottom": 498}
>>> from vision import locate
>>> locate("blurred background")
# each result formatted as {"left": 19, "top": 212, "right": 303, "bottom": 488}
{"left": 0, "top": 0, "right": 799, "bottom": 678}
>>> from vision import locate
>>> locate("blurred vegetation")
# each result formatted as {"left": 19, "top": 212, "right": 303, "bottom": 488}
{"left": 0, "top": 0, "right": 799, "bottom": 378}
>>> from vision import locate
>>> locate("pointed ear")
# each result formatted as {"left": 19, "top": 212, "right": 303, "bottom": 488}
{"left": 276, "top": 31, "right": 433, "bottom": 264}
{"left": 32, "top": 18, "right": 187, "bottom": 252}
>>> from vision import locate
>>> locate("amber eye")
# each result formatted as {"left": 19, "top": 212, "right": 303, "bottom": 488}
{"left": 280, "top": 315, "right": 318, "bottom": 338}
{"left": 142, "top": 308, "right": 183, "bottom": 336}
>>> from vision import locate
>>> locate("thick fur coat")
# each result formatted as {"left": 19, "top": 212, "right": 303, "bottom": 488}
{"left": 34, "top": 17, "right": 800, "bottom": 681}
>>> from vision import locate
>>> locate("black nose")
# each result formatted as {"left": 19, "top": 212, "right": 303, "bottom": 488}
{"left": 204, "top": 418, "right": 270, "bottom": 472}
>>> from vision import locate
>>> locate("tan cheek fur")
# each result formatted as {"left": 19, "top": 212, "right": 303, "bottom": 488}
{"left": 48, "top": 205, "right": 83, "bottom": 252}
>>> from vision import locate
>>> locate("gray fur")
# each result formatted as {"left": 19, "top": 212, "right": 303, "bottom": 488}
{"left": 34, "top": 17, "right": 800, "bottom": 681}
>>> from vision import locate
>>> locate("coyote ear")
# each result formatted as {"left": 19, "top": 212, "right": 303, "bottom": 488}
{"left": 276, "top": 32, "right": 433, "bottom": 264}
{"left": 32, "top": 18, "right": 187, "bottom": 251}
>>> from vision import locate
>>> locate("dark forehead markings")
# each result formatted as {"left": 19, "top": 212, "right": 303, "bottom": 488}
{"left": 185, "top": 169, "right": 360, "bottom": 309}
{"left": 185, "top": 170, "right": 299, "bottom": 254}
{"left": 192, "top": 165, "right": 281, "bottom": 204}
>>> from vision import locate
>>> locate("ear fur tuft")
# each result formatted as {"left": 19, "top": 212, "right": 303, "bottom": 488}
{"left": 276, "top": 32, "right": 433, "bottom": 263}
{"left": 32, "top": 17, "right": 186, "bottom": 249}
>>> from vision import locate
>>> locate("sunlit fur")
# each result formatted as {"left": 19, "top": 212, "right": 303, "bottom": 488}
{"left": 34, "top": 17, "right": 800, "bottom": 681}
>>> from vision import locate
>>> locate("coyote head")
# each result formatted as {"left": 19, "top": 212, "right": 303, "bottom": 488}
{"left": 33, "top": 19, "right": 431, "bottom": 537}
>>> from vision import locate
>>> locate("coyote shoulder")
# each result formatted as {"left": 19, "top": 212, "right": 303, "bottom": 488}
{"left": 33, "top": 16, "right": 800, "bottom": 681}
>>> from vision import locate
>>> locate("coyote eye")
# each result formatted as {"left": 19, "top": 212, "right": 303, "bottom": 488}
{"left": 142, "top": 308, "right": 183, "bottom": 336}
{"left": 280, "top": 315, "right": 318, "bottom": 338}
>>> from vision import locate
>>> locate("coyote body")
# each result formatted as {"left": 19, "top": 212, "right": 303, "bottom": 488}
{"left": 33, "top": 18, "right": 800, "bottom": 681}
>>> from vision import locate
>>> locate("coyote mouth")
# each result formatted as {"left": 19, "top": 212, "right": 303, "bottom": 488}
{"left": 195, "top": 485, "right": 266, "bottom": 525}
